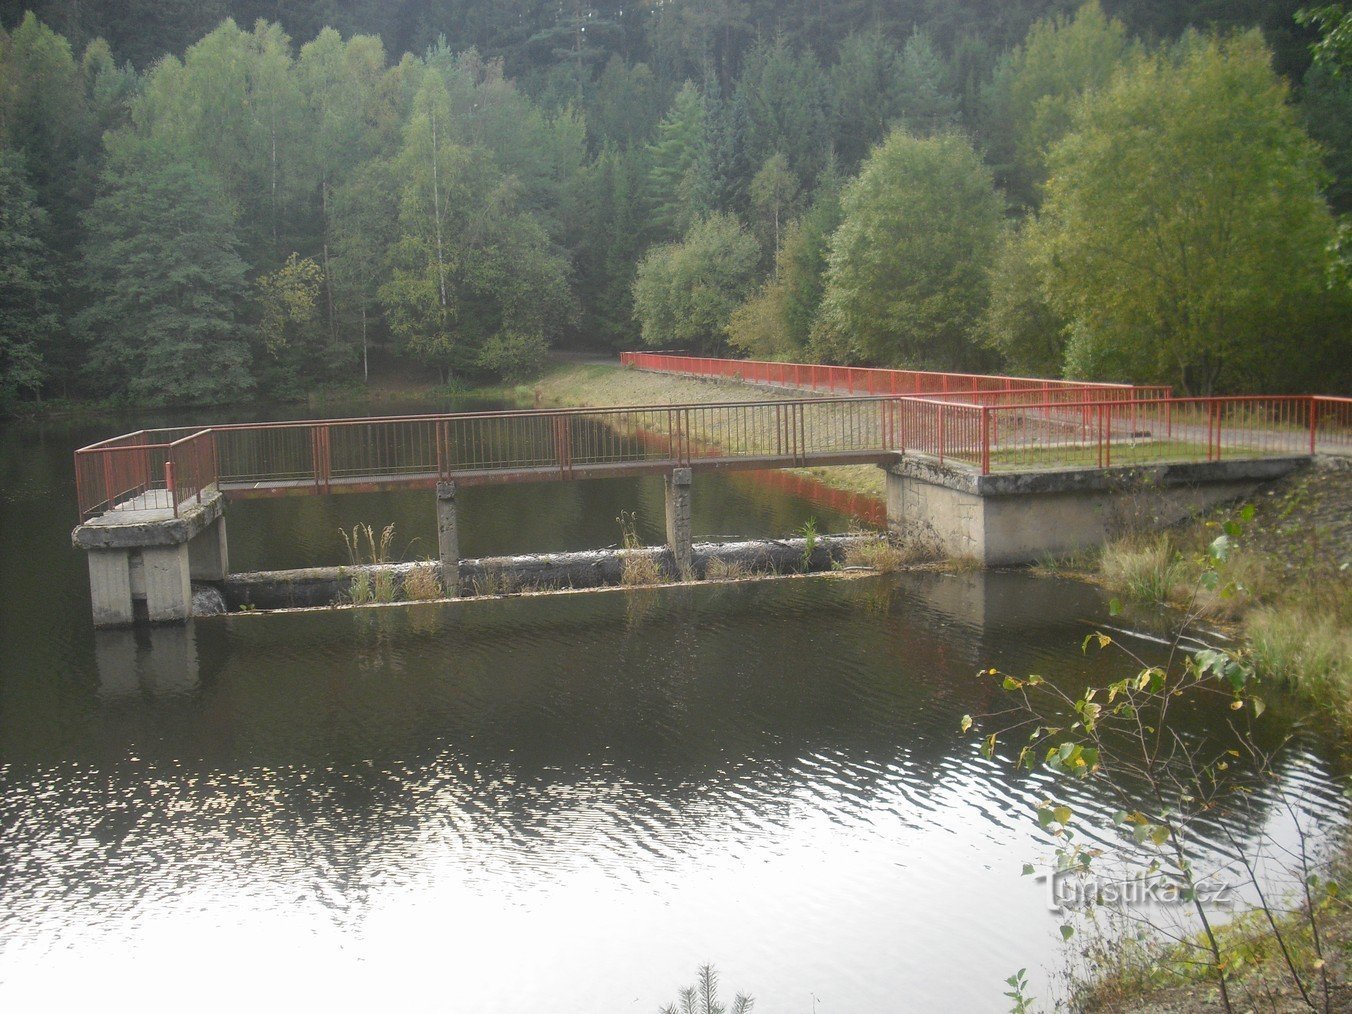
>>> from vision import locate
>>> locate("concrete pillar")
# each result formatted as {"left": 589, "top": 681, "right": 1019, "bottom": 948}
{"left": 437, "top": 481, "right": 460, "bottom": 595}
{"left": 189, "top": 515, "right": 229, "bottom": 581}
{"left": 88, "top": 549, "right": 134, "bottom": 628}
{"left": 143, "top": 543, "right": 192, "bottom": 622}
{"left": 75, "top": 489, "right": 228, "bottom": 628}
{"left": 664, "top": 467, "right": 693, "bottom": 579}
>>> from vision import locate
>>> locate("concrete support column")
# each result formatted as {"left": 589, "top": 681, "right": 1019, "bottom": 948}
{"left": 143, "top": 543, "right": 193, "bottom": 622}
{"left": 664, "top": 467, "right": 693, "bottom": 579}
{"left": 437, "top": 481, "right": 460, "bottom": 595}
{"left": 188, "top": 515, "right": 229, "bottom": 581}
{"left": 88, "top": 549, "right": 134, "bottom": 628}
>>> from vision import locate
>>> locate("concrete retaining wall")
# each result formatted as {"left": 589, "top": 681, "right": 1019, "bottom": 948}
{"left": 884, "top": 456, "right": 1309, "bottom": 566}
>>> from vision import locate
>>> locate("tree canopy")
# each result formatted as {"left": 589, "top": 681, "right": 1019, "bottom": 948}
{"left": 812, "top": 129, "right": 1004, "bottom": 370}
{"left": 0, "top": 1, "right": 1346, "bottom": 408}
{"left": 1031, "top": 31, "right": 1346, "bottom": 393}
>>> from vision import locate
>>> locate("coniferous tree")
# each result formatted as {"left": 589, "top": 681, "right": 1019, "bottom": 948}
{"left": 77, "top": 134, "right": 254, "bottom": 404}
{"left": 646, "top": 81, "right": 706, "bottom": 240}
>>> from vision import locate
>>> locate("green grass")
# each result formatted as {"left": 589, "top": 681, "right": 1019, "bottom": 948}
{"left": 987, "top": 440, "right": 1259, "bottom": 471}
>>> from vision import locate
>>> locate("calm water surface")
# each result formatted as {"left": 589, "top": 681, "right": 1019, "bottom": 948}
{"left": 0, "top": 403, "right": 1346, "bottom": 1012}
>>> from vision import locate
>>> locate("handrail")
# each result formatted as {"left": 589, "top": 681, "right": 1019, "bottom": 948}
{"left": 74, "top": 390, "right": 1351, "bottom": 520}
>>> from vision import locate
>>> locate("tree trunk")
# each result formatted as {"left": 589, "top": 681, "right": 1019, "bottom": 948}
{"left": 321, "top": 174, "right": 338, "bottom": 356}
{"left": 430, "top": 107, "right": 449, "bottom": 311}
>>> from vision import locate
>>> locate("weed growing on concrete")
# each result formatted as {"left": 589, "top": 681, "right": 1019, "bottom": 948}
{"left": 402, "top": 564, "right": 443, "bottom": 601}
{"left": 617, "top": 510, "right": 661, "bottom": 586}
{"left": 799, "top": 517, "right": 819, "bottom": 570}
{"left": 341, "top": 523, "right": 398, "bottom": 605}
{"left": 348, "top": 569, "right": 372, "bottom": 605}
{"left": 843, "top": 536, "right": 913, "bottom": 573}
{"left": 705, "top": 557, "right": 747, "bottom": 581}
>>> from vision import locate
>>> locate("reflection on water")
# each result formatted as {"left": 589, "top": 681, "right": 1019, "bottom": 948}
{"left": 2, "top": 573, "right": 1346, "bottom": 1012}
{"left": 0, "top": 406, "right": 1347, "bottom": 1013}
{"left": 94, "top": 626, "right": 200, "bottom": 698}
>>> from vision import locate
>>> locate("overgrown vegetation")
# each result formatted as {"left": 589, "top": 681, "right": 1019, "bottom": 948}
{"left": 967, "top": 516, "right": 1350, "bottom": 1012}
{"left": 1088, "top": 469, "right": 1352, "bottom": 731}
{"left": 340, "top": 522, "right": 396, "bottom": 605}
{"left": 617, "top": 510, "right": 662, "bottom": 587}
{"left": 843, "top": 534, "right": 925, "bottom": 572}
{"left": 402, "top": 564, "right": 443, "bottom": 601}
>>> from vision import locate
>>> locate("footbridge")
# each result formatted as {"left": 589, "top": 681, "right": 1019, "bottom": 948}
{"left": 71, "top": 363, "right": 1351, "bottom": 626}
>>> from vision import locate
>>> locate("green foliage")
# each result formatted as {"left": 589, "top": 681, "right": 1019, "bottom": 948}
{"left": 896, "top": 28, "right": 959, "bottom": 136}
{"left": 736, "top": 37, "right": 829, "bottom": 192}
{"left": 979, "top": 220, "right": 1068, "bottom": 376}
{"left": 632, "top": 213, "right": 760, "bottom": 353}
{"left": 748, "top": 152, "right": 800, "bottom": 258}
{"left": 1003, "top": 967, "right": 1034, "bottom": 1014}
{"left": 1034, "top": 31, "right": 1348, "bottom": 392}
{"left": 1300, "top": 63, "right": 1352, "bottom": 213}
{"left": 829, "top": 29, "right": 905, "bottom": 171}
{"left": 812, "top": 129, "right": 1003, "bottom": 369}
{"left": 381, "top": 69, "right": 571, "bottom": 380}
{"left": 77, "top": 133, "right": 253, "bottom": 405}
{"left": 798, "top": 516, "right": 818, "bottom": 570}
{"left": 965, "top": 509, "right": 1347, "bottom": 1014}
{"left": 257, "top": 252, "right": 324, "bottom": 356}
{"left": 983, "top": 1, "right": 1135, "bottom": 209}
{"left": 646, "top": 82, "right": 705, "bottom": 241}
{"left": 1299, "top": 3, "right": 1352, "bottom": 72}
{"left": 3, "top": 3, "right": 1349, "bottom": 405}
{"left": 0, "top": 150, "right": 55, "bottom": 407}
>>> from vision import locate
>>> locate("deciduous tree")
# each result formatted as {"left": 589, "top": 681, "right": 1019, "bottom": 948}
{"left": 1033, "top": 32, "right": 1347, "bottom": 392}
{"left": 632, "top": 212, "right": 760, "bottom": 353}
{"left": 812, "top": 129, "right": 1003, "bottom": 369}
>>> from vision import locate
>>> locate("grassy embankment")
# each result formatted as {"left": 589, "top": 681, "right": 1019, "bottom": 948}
{"left": 1061, "top": 466, "right": 1352, "bottom": 1011}
{"left": 1041, "top": 464, "right": 1352, "bottom": 734}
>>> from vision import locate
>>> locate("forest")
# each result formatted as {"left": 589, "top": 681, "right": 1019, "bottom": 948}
{"left": 0, "top": 0, "right": 1349, "bottom": 409}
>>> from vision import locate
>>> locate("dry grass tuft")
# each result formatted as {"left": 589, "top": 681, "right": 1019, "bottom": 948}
{"left": 617, "top": 510, "right": 662, "bottom": 586}
{"left": 402, "top": 564, "right": 443, "bottom": 601}
{"left": 705, "top": 557, "right": 748, "bottom": 581}
{"left": 843, "top": 535, "right": 925, "bottom": 573}
{"left": 1099, "top": 534, "right": 1185, "bottom": 605}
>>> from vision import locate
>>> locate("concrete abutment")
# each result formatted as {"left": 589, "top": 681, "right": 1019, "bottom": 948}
{"left": 882, "top": 456, "right": 1307, "bottom": 566}
{"left": 73, "top": 490, "right": 229, "bottom": 628}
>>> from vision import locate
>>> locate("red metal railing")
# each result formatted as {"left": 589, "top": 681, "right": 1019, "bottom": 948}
{"left": 980, "top": 396, "right": 1331, "bottom": 472}
{"left": 1312, "top": 396, "right": 1352, "bottom": 456}
{"left": 620, "top": 351, "right": 1172, "bottom": 402}
{"left": 74, "top": 393, "right": 1347, "bottom": 520}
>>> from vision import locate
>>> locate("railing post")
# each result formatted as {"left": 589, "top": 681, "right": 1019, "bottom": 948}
{"left": 1310, "top": 397, "right": 1318, "bottom": 455}
{"left": 980, "top": 408, "right": 990, "bottom": 474}
{"left": 102, "top": 452, "right": 114, "bottom": 515}
{"left": 165, "top": 460, "right": 177, "bottom": 517}
{"left": 937, "top": 405, "right": 945, "bottom": 466}
{"left": 1213, "top": 400, "right": 1222, "bottom": 461}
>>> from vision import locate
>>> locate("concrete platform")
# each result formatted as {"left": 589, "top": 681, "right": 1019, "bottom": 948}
{"left": 73, "top": 489, "right": 229, "bottom": 626}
